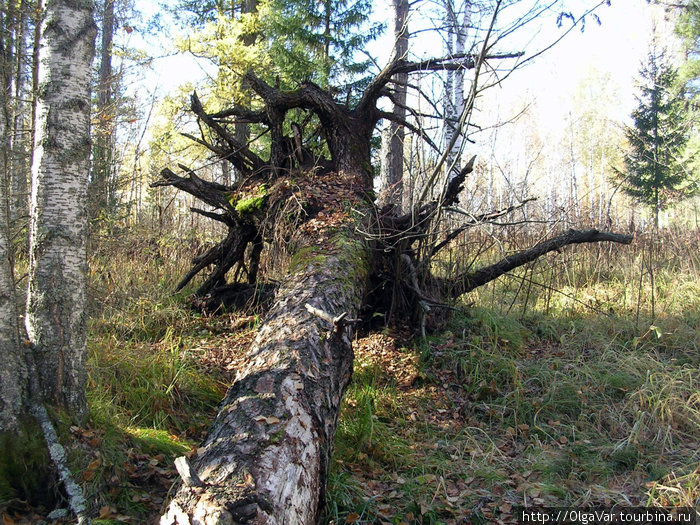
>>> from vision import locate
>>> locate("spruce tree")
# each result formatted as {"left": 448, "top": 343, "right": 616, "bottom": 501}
{"left": 617, "top": 49, "right": 697, "bottom": 228}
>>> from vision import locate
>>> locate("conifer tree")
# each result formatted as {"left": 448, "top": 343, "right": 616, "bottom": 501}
{"left": 617, "top": 49, "right": 697, "bottom": 228}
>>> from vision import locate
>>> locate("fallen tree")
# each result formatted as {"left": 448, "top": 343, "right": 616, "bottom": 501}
{"left": 153, "top": 10, "right": 631, "bottom": 519}
{"left": 154, "top": 71, "right": 632, "bottom": 523}
{"left": 161, "top": 218, "right": 369, "bottom": 524}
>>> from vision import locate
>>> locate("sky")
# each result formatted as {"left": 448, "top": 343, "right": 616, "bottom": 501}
{"left": 123, "top": 0, "right": 676, "bottom": 150}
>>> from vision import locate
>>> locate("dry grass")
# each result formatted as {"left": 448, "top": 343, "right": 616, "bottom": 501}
{"left": 326, "top": 229, "right": 700, "bottom": 524}
{"left": 5, "top": 226, "right": 695, "bottom": 524}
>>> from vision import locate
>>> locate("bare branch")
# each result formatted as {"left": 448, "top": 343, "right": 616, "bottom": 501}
{"left": 377, "top": 110, "right": 441, "bottom": 153}
{"left": 443, "top": 229, "right": 633, "bottom": 297}
{"left": 151, "top": 167, "right": 238, "bottom": 216}
{"left": 358, "top": 51, "right": 523, "bottom": 114}
{"left": 431, "top": 197, "right": 538, "bottom": 257}
{"left": 190, "top": 92, "right": 266, "bottom": 175}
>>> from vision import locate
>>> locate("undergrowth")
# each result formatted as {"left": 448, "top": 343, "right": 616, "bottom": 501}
{"left": 5, "top": 226, "right": 698, "bottom": 524}
{"left": 79, "top": 228, "right": 231, "bottom": 523}
{"left": 326, "top": 230, "right": 700, "bottom": 524}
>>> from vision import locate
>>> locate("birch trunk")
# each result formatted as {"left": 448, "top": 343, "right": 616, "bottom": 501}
{"left": 161, "top": 226, "right": 370, "bottom": 524}
{"left": 0, "top": 97, "right": 27, "bottom": 433}
{"left": 26, "top": 0, "right": 96, "bottom": 420}
{"left": 444, "top": 0, "right": 469, "bottom": 182}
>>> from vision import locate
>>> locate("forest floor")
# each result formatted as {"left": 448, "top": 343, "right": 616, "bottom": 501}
{"left": 1, "top": 229, "right": 698, "bottom": 524}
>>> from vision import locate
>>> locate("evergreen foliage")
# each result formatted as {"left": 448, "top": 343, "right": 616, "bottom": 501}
{"left": 675, "top": 0, "right": 700, "bottom": 101}
{"left": 616, "top": 49, "right": 697, "bottom": 227}
{"left": 177, "top": 0, "right": 382, "bottom": 97}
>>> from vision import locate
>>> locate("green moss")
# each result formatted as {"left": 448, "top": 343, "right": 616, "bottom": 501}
{"left": 233, "top": 184, "right": 269, "bottom": 214}
{"left": 289, "top": 246, "right": 327, "bottom": 274}
{"left": 235, "top": 195, "right": 266, "bottom": 214}
{"left": 332, "top": 236, "right": 370, "bottom": 294}
{"left": 0, "top": 421, "right": 54, "bottom": 505}
{"left": 288, "top": 225, "right": 369, "bottom": 292}
{"left": 269, "top": 428, "right": 285, "bottom": 444}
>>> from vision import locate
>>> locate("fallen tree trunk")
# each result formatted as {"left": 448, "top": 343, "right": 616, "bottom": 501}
{"left": 160, "top": 227, "right": 370, "bottom": 524}
{"left": 153, "top": 61, "right": 636, "bottom": 523}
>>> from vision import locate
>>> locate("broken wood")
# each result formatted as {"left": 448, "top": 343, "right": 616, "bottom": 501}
{"left": 160, "top": 225, "right": 370, "bottom": 524}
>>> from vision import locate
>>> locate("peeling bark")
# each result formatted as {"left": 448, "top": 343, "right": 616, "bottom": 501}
{"left": 26, "top": 0, "right": 96, "bottom": 421}
{"left": 161, "top": 227, "right": 369, "bottom": 524}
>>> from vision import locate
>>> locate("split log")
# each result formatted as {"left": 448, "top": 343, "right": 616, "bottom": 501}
{"left": 160, "top": 227, "right": 370, "bottom": 524}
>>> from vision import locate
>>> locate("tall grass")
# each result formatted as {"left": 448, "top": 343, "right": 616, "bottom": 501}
{"left": 78, "top": 227, "right": 233, "bottom": 521}
{"left": 327, "top": 228, "right": 700, "bottom": 523}
{"left": 75, "top": 225, "right": 700, "bottom": 523}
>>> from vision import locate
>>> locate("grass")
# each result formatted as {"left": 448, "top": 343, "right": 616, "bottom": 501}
{"left": 66, "top": 228, "right": 235, "bottom": 522}
{"left": 325, "top": 231, "right": 700, "bottom": 523}
{"left": 5, "top": 226, "right": 698, "bottom": 523}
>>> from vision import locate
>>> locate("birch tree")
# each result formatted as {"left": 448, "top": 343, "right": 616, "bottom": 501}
{"left": 0, "top": 87, "right": 27, "bottom": 433}
{"left": 444, "top": 0, "right": 470, "bottom": 182}
{"left": 26, "top": 0, "right": 97, "bottom": 420}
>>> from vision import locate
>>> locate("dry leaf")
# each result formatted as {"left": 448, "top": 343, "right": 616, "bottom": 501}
{"left": 345, "top": 513, "right": 360, "bottom": 523}
{"left": 82, "top": 469, "right": 96, "bottom": 481}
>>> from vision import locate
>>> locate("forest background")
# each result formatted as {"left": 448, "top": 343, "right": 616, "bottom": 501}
{"left": 0, "top": 0, "right": 699, "bottom": 523}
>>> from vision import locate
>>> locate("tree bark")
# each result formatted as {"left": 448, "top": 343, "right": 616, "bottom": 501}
{"left": 26, "top": 0, "right": 96, "bottom": 421}
{"left": 0, "top": 94, "right": 27, "bottom": 433}
{"left": 160, "top": 226, "right": 369, "bottom": 524}
{"left": 387, "top": 0, "right": 409, "bottom": 208}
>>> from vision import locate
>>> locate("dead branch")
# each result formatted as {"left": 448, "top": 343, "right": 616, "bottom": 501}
{"left": 152, "top": 167, "right": 238, "bottom": 216}
{"left": 443, "top": 229, "right": 634, "bottom": 297}
{"left": 431, "top": 197, "right": 538, "bottom": 257}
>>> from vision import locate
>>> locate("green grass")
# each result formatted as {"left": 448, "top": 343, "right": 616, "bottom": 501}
{"left": 11, "top": 226, "right": 692, "bottom": 523}
{"left": 326, "top": 231, "right": 700, "bottom": 523}
{"left": 59, "top": 229, "right": 233, "bottom": 521}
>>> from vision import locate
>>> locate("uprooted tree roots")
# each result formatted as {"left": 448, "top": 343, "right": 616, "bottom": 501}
{"left": 152, "top": 68, "right": 633, "bottom": 524}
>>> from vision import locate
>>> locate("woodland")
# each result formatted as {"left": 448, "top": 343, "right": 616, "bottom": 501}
{"left": 0, "top": 0, "right": 699, "bottom": 524}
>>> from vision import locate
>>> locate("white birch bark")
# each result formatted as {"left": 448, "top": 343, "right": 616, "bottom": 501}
{"left": 452, "top": 2, "right": 468, "bottom": 174}
{"left": 388, "top": 0, "right": 409, "bottom": 209}
{"left": 0, "top": 109, "right": 27, "bottom": 432}
{"left": 443, "top": 1, "right": 457, "bottom": 181}
{"left": 444, "top": 0, "right": 470, "bottom": 183}
{"left": 26, "top": 0, "right": 96, "bottom": 420}
{"left": 444, "top": 9, "right": 456, "bottom": 179}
